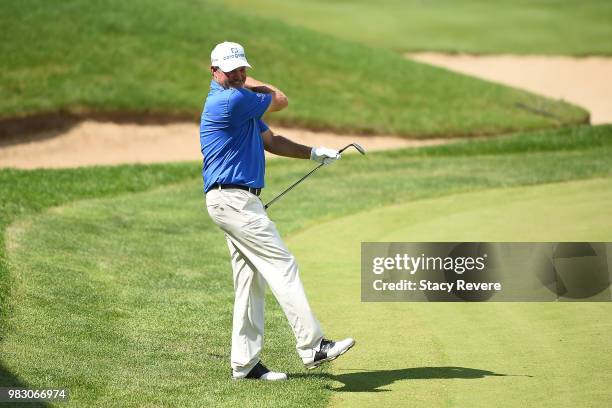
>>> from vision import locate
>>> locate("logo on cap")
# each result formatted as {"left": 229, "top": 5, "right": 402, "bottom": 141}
{"left": 211, "top": 42, "right": 251, "bottom": 70}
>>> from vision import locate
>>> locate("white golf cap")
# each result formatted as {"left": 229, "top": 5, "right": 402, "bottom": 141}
{"left": 211, "top": 41, "right": 252, "bottom": 72}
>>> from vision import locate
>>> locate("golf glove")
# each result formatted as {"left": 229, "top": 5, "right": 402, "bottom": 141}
{"left": 311, "top": 146, "right": 341, "bottom": 165}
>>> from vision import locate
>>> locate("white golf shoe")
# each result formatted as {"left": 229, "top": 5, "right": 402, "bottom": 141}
{"left": 232, "top": 361, "right": 287, "bottom": 381}
{"left": 303, "top": 337, "right": 356, "bottom": 370}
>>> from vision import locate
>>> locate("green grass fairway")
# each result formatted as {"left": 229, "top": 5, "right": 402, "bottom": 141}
{"left": 1, "top": 126, "right": 611, "bottom": 406}
{"left": 0, "top": 0, "right": 587, "bottom": 136}
{"left": 287, "top": 178, "right": 612, "bottom": 407}
{"left": 214, "top": 0, "right": 612, "bottom": 55}
{"left": 3, "top": 183, "right": 333, "bottom": 407}
{"left": 328, "top": 178, "right": 612, "bottom": 242}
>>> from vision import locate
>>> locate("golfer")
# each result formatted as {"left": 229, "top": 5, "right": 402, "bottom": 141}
{"left": 200, "top": 41, "right": 355, "bottom": 381}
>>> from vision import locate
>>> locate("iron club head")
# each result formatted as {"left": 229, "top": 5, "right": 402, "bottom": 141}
{"left": 339, "top": 143, "right": 366, "bottom": 155}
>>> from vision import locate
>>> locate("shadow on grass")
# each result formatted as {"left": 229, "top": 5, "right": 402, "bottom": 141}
{"left": 295, "top": 366, "right": 520, "bottom": 392}
{"left": 0, "top": 361, "right": 51, "bottom": 407}
{"left": 0, "top": 111, "right": 197, "bottom": 146}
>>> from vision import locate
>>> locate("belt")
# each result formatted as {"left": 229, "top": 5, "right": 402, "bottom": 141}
{"left": 211, "top": 183, "right": 262, "bottom": 196}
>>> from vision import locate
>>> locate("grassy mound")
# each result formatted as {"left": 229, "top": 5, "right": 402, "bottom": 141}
{"left": 1, "top": 0, "right": 587, "bottom": 137}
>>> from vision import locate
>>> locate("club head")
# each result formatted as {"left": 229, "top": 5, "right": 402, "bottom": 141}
{"left": 352, "top": 143, "right": 366, "bottom": 155}
{"left": 340, "top": 143, "right": 366, "bottom": 155}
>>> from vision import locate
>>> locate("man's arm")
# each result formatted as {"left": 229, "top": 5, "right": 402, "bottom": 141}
{"left": 261, "top": 129, "right": 311, "bottom": 159}
{"left": 245, "top": 77, "right": 288, "bottom": 113}
{"left": 262, "top": 129, "right": 342, "bottom": 164}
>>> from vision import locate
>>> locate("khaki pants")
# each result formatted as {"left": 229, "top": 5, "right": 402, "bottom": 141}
{"left": 205, "top": 188, "right": 324, "bottom": 375}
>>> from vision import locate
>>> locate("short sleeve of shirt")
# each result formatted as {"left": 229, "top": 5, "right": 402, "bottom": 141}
{"left": 228, "top": 89, "right": 272, "bottom": 125}
{"left": 258, "top": 119, "right": 269, "bottom": 133}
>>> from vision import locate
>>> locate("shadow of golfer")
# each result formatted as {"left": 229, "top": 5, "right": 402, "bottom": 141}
{"left": 0, "top": 360, "right": 51, "bottom": 407}
{"left": 294, "top": 366, "right": 517, "bottom": 392}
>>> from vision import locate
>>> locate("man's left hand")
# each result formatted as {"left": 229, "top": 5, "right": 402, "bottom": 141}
{"left": 311, "top": 146, "right": 341, "bottom": 165}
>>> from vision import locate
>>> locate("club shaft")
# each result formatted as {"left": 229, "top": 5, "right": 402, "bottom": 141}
{"left": 264, "top": 143, "right": 364, "bottom": 210}
{"left": 338, "top": 144, "right": 352, "bottom": 154}
{"left": 264, "top": 163, "right": 324, "bottom": 209}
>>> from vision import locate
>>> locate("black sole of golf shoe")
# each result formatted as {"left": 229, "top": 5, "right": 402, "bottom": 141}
{"left": 305, "top": 340, "right": 356, "bottom": 370}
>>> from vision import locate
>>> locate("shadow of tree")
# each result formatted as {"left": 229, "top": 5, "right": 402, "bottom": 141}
{"left": 294, "top": 366, "right": 522, "bottom": 392}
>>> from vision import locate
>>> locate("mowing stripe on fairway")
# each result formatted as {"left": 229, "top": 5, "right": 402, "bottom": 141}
{"left": 286, "top": 178, "right": 612, "bottom": 408}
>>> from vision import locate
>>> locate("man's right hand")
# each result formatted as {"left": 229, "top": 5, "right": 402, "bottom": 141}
{"left": 245, "top": 77, "right": 288, "bottom": 112}
{"left": 311, "top": 146, "right": 341, "bottom": 165}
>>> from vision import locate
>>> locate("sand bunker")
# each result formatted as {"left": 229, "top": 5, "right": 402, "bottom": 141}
{"left": 0, "top": 121, "right": 444, "bottom": 169}
{"left": 2, "top": 54, "right": 611, "bottom": 169}
{"left": 409, "top": 53, "right": 612, "bottom": 125}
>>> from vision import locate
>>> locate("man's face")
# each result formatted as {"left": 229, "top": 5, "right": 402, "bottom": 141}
{"left": 212, "top": 66, "right": 247, "bottom": 89}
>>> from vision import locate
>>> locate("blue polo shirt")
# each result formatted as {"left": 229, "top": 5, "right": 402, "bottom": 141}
{"left": 200, "top": 80, "right": 272, "bottom": 193}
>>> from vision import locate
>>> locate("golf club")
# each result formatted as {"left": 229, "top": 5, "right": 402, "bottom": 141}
{"left": 264, "top": 143, "right": 366, "bottom": 210}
